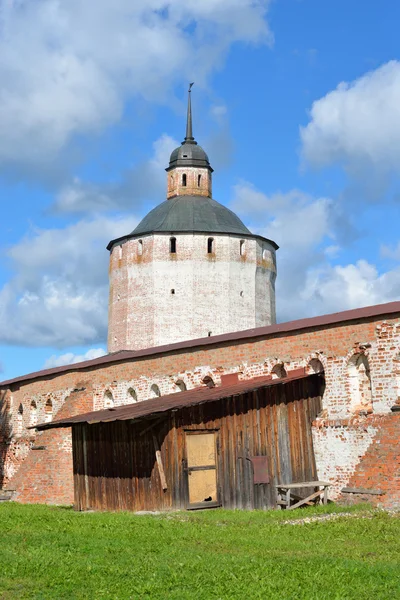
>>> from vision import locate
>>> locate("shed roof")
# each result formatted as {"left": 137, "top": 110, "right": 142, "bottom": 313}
{"left": 34, "top": 372, "right": 316, "bottom": 431}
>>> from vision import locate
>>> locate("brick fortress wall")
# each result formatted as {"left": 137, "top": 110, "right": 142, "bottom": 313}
{"left": 1, "top": 309, "right": 400, "bottom": 507}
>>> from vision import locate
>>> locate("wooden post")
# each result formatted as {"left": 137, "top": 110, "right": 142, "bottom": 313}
{"left": 286, "top": 488, "right": 291, "bottom": 508}
{"left": 323, "top": 485, "right": 328, "bottom": 505}
{"left": 82, "top": 426, "right": 90, "bottom": 508}
{"left": 153, "top": 434, "right": 168, "bottom": 491}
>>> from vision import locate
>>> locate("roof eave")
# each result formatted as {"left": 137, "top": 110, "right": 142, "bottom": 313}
{"left": 107, "top": 230, "right": 279, "bottom": 251}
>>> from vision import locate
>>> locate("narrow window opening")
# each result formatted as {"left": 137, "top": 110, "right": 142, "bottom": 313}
{"left": 240, "top": 291, "right": 244, "bottom": 297}
{"left": 207, "top": 237, "right": 214, "bottom": 254}
{"left": 170, "top": 237, "right": 177, "bottom": 254}
{"left": 182, "top": 173, "right": 187, "bottom": 187}
{"left": 138, "top": 239, "right": 143, "bottom": 256}
{"left": 240, "top": 240, "right": 246, "bottom": 256}
{"left": 208, "top": 331, "right": 212, "bottom": 337}
{"left": 198, "top": 174, "right": 201, "bottom": 187}
{"left": 171, "top": 289, "right": 175, "bottom": 295}
{"left": 44, "top": 399, "right": 53, "bottom": 423}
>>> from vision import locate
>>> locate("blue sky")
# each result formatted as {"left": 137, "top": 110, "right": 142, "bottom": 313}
{"left": 0, "top": 0, "right": 399, "bottom": 381}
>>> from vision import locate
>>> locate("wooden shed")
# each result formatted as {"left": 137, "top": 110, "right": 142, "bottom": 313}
{"left": 36, "top": 372, "right": 324, "bottom": 512}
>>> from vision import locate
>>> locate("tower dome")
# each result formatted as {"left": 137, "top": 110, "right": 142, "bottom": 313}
{"left": 168, "top": 143, "right": 211, "bottom": 170}
{"left": 131, "top": 196, "right": 251, "bottom": 238}
{"left": 107, "top": 84, "right": 278, "bottom": 353}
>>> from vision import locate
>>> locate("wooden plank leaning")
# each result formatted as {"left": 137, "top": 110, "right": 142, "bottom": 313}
{"left": 153, "top": 433, "right": 168, "bottom": 491}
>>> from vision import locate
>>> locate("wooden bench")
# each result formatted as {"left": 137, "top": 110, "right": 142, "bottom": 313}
{"left": 276, "top": 481, "right": 331, "bottom": 510}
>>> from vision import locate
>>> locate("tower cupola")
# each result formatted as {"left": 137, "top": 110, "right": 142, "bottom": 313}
{"left": 166, "top": 83, "right": 213, "bottom": 199}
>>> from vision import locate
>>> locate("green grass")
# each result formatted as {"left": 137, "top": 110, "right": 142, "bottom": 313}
{"left": 0, "top": 503, "right": 398, "bottom": 599}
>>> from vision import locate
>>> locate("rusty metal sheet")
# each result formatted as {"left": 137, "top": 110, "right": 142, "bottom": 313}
{"left": 248, "top": 456, "right": 269, "bottom": 484}
{"left": 34, "top": 374, "right": 320, "bottom": 431}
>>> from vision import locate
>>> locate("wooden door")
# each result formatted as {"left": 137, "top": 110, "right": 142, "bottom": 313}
{"left": 185, "top": 431, "right": 219, "bottom": 509}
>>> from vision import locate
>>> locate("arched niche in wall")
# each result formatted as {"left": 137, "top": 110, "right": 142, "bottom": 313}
{"left": 44, "top": 399, "right": 53, "bottom": 423}
{"left": 104, "top": 390, "right": 114, "bottom": 408}
{"left": 128, "top": 388, "right": 137, "bottom": 403}
{"left": 393, "top": 352, "right": 400, "bottom": 404}
{"left": 175, "top": 380, "right": 187, "bottom": 392}
{"left": 150, "top": 384, "right": 161, "bottom": 398}
{"left": 30, "top": 400, "right": 38, "bottom": 427}
{"left": 307, "top": 358, "right": 326, "bottom": 404}
{"left": 17, "top": 403, "right": 24, "bottom": 434}
{"left": 348, "top": 353, "right": 372, "bottom": 412}
{"left": 202, "top": 376, "right": 215, "bottom": 389}
{"left": 271, "top": 364, "right": 287, "bottom": 379}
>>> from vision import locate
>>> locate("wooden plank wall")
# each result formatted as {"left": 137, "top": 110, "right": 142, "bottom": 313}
{"left": 72, "top": 375, "right": 323, "bottom": 512}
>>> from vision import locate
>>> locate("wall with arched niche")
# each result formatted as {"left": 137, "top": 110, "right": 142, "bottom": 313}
{"left": 347, "top": 353, "right": 373, "bottom": 414}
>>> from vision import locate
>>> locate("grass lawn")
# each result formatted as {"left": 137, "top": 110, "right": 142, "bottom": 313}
{"left": 0, "top": 503, "right": 399, "bottom": 599}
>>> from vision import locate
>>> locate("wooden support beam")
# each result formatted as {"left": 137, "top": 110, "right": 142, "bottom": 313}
{"left": 153, "top": 433, "right": 168, "bottom": 491}
{"left": 288, "top": 489, "right": 323, "bottom": 510}
{"left": 140, "top": 417, "right": 164, "bottom": 437}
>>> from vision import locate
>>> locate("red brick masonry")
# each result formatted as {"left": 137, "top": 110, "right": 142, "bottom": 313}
{"left": 1, "top": 301, "right": 399, "bottom": 508}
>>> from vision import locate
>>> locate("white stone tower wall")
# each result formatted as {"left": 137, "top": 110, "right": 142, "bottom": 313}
{"left": 108, "top": 233, "right": 277, "bottom": 352}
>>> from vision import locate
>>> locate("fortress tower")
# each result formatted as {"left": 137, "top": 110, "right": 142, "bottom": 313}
{"left": 107, "top": 86, "right": 278, "bottom": 352}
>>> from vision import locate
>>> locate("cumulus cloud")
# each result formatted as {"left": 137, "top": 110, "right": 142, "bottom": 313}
{"left": 0, "top": 215, "right": 137, "bottom": 347}
{"left": 43, "top": 347, "right": 107, "bottom": 369}
{"left": 231, "top": 182, "right": 335, "bottom": 252}
{"left": 0, "top": 0, "right": 272, "bottom": 174}
{"left": 301, "top": 61, "right": 400, "bottom": 180}
{"left": 53, "top": 134, "right": 179, "bottom": 213}
{"left": 299, "top": 261, "right": 400, "bottom": 317}
{"left": 231, "top": 182, "right": 400, "bottom": 321}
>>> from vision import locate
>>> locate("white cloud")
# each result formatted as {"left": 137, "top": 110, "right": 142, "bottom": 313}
{"left": 299, "top": 261, "right": 400, "bottom": 317}
{"left": 53, "top": 134, "right": 179, "bottom": 213}
{"left": 43, "top": 348, "right": 107, "bottom": 369}
{"left": 0, "top": 0, "right": 272, "bottom": 173}
{"left": 231, "top": 183, "right": 334, "bottom": 249}
{"left": 231, "top": 181, "right": 400, "bottom": 321}
{"left": 301, "top": 61, "right": 400, "bottom": 176}
{"left": 0, "top": 215, "right": 138, "bottom": 347}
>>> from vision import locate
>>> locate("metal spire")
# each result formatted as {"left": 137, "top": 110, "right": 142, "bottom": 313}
{"left": 184, "top": 82, "right": 195, "bottom": 143}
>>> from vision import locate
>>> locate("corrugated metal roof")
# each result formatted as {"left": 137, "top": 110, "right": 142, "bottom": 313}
{"left": 34, "top": 372, "right": 315, "bottom": 431}
{"left": 2, "top": 300, "right": 400, "bottom": 388}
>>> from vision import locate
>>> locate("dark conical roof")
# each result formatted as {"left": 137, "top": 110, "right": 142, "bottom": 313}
{"left": 131, "top": 196, "right": 251, "bottom": 237}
